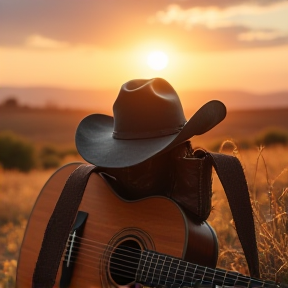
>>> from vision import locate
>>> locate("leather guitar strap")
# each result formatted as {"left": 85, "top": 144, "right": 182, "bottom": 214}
{"left": 32, "top": 163, "right": 97, "bottom": 288}
{"left": 208, "top": 152, "right": 260, "bottom": 278}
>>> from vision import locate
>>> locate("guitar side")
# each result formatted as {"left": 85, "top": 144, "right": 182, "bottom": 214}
{"left": 16, "top": 163, "right": 218, "bottom": 288}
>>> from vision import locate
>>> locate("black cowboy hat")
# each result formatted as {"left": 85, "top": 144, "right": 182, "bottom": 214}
{"left": 75, "top": 78, "right": 226, "bottom": 168}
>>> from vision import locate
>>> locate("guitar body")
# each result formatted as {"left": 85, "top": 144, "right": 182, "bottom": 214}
{"left": 16, "top": 163, "right": 218, "bottom": 288}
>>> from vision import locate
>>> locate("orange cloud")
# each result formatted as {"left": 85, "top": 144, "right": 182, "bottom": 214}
{"left": 1, "top": 0, "right": 287, "bottom": 51}
{"left": 150, "top": 2, "right": 288, "bottom": 31}
{"left": 25, "top": 35, "right": 70, "bottom": 49}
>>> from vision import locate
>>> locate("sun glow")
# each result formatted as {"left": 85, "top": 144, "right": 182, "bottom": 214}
{"left": 147, "top": 51, "right": 169, "bottom": 71}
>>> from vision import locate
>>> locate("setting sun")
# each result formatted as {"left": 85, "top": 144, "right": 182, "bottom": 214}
{"left": 147, "top": 51, "right": 169, "bottom": 71}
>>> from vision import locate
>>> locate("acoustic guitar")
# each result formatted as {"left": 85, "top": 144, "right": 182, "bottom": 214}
{"left": 16, "top": 163, "right": 285, "bottom": 288}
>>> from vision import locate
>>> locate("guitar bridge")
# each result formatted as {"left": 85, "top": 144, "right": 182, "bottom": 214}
{"left": 60, "top": 210, "right": 88, "bottom": 288}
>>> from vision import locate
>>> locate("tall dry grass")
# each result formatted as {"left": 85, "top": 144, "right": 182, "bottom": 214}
{"left": 0, "top": 168, "right": 53, "bottom": 287}
{"left": 208, "top": 142, "right": 288, "bottom": 283}
{"left": 1, "top": 144, "right": 288, "bottom": 287}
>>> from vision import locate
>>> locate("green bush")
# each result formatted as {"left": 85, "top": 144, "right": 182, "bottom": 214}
{"left": 255, "top": 128, "right": 288, "bottom": 147}
{"left": 0, "top": 131, "right": 35, "bottom": 172}
{"left": 41, "top": 154, "right": 61, "bottom": 169}
{"left": 58, "top": 148, "right": 78, "bottom": 158}
{"left": 39, "top": 145, "right": 61, "bottom": 169}
{"left": 39, "top": 145, "right": 78, "bottom": 169}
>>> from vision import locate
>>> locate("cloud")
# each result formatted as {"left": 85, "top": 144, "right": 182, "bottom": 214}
{"left": 25, "top": 35, "right": 69, "bottom": 49}
{"left": 238, "top": 30, "right": 287, "bottom": 42}
{"left": 148, "top": 2, "right": 288, "bottom": 48}
{"left": 0, "top": 0, "right": 287, "bottom": 51}
{"left": 148, "top": 5, "right": 235, "bottom": 29}
{"left": 161, "top": 0, "right": 287, "bottom": 9}
{"left": 149, "top": 2, "right": 288, "bottom": 30}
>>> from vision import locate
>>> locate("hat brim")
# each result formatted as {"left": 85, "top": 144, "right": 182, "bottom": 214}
{"left": 75, "top": 100, "right": 226, "bottom": 168}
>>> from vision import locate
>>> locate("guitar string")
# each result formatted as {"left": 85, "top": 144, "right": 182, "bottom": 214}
{"left": 62, "top": 235, "right": 266, "bottom": 287}
{"left": 63, "top": 239, "right": 228, "bottom": 285}
{"left": 64, "top": 244, "right": 142, "bottom": 276}
{"left": 64, "top": 235, "right": 266, "bottom": 287}
{"left": 63, "top": 252, "right": 138, "bottom": 278}
{"left": 61, "top": 241, "right": 145, "bottom": 285}
{"left": 61, "top": 253, "right": 225, "bottom": 288}
{"left": 62, "top": 247, "right": 228, "bottom": 287}
{"left": 59, "top": 255, "right": 214, "bottom": 288}
{"left": 61, "top": 251, "right": 273, "bottom": 288}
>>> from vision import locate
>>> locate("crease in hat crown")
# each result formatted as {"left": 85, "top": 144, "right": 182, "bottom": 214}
{"left": 112, "top": 78, "right": 187, "bottom": 140}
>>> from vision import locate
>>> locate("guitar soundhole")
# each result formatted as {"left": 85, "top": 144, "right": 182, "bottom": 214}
{"left": 100, "top": 228, "right": 154, "bottom": 288}
{"left": 109, "top": 239, "right": 141, "bottom": 286}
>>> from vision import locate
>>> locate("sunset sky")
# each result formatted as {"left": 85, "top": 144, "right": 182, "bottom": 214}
{"left": 1, "top": 0, "right": 288, "bottom": 95}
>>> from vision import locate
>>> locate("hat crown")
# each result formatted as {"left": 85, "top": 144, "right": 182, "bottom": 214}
{"left": 113, "top": 78, "right": 186, "bottom": 139}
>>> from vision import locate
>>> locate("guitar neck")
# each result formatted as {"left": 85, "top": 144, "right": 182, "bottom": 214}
{"left": 136, "top": 250, "right": 280, "bottom": 288}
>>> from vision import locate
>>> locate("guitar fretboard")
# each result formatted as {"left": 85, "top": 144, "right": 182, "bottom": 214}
{"left": 136, "top": 250, "right": 279, "bottom": 288}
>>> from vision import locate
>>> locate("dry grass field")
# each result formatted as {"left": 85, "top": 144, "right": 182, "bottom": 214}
{"left": 1, "top": 145, "right": 288, "bottom": 287}
{"left": 209, "top": 144, "right": 288, "bottom": 282}
{"left": 0, "top": 168, "right": 53, "bottom": 287}
{"left": 1, "top": 106, "right": 288, "bottom": 287}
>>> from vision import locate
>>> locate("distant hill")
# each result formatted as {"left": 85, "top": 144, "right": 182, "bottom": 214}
{"left": 180, "top": 90, "right": 288, "bottom": 112}
{"left": 0, "top": 87, "right": 115, "bottom": 113}
{"left": 0, "top": 86, "right": 287, "bottom": 112}
{"left": 1, "top": 105, "right": 288, "bottom": 150}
